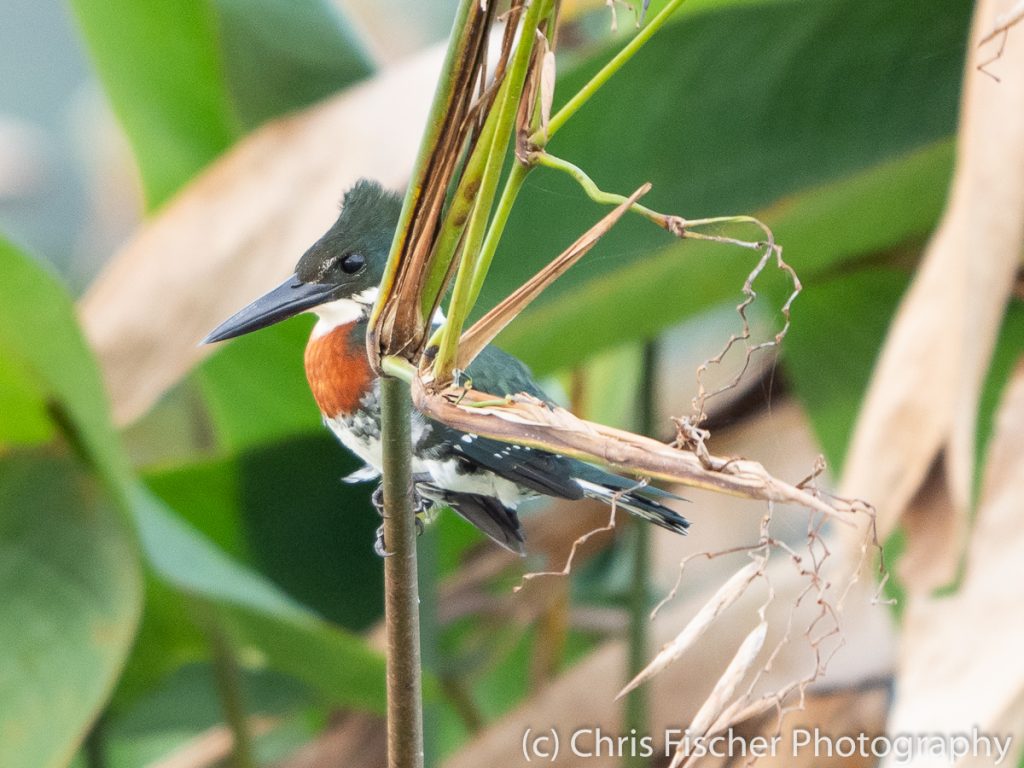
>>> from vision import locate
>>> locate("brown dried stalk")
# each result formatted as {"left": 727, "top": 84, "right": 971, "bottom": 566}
{"left": 449, "top": 184, "right": 650, "bottom": 373}
{"left": 410, "top": 381, "right": 846, "bottom": 520}
{"left": 369, "top": 0, "right": 499, "bottom": 366}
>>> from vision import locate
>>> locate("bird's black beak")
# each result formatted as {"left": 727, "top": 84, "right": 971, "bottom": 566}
{"left": 202, "top": 275, "right": 336, "bottom": 344}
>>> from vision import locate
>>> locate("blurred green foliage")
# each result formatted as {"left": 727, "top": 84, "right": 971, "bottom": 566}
{"left": 68, "top": 0, "right": 372, "bottom": 207}
{"left": 5, "top": 0, "right": 1024, "bottom": 765}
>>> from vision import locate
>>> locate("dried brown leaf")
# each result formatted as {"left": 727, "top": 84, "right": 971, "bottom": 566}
{"left": 412, "top": 382, "right": 845, "bottom": 519}
{"left": 839, "top": 0, "right": 1024, "bottom": 582}
{"left": 454, "top": 184, "right": 649, "bottom": 371}
{"left": 682, "top": 622, "right": 769, "bottom": 742}
{"left": 619, "top": 560, "right": 763, "bottom": 699}
{"left": 884, "top": 359, "right": 1024, "bottom": 768}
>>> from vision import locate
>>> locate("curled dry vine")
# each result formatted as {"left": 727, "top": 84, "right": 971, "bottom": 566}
{"left": 637, "top": 492, "right": 886, "bottom": 768}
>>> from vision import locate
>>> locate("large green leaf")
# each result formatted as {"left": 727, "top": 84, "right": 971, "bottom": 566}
{"left": 782, "top": 268, "right": 910, "bottom": 469}
{"left": 213, "top": 0, "right": 373, "bottom": 129}
{"left": 500, "top": 141, "right": 954, "bottom": 373}
{"left": 0, "top": 239, "right": 385, "bottom": 719}
{"left": 485, "top": 0, "right": 969, "bottom": 370}
{"left": 0, "top": 453, "right": 142, "bottom": 768}
{"left": 196, "top": 316, "right": 322, "bottom": 452}
{"left": 131, "top": 488, "right": 386, "bottom": 712}
{"left": 146, "top": 435, "right": 386, "bottom": 631}
{"left": 0, "top": 359, "right": 53, "bottom": 446}
{"left": 69, "top": 0, "right": 373, "bottom": 207}
{"left": 68, "top": 0, "right": 240, "bottom": 208}
{"left": 237, "top": 435, "right": 384, "bottom": 630}
{"left": 0, "top": 238, "right": 133, "bottom": 494}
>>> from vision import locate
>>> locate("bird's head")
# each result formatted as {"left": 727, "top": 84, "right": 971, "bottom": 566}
{"left": 203, "top": 179, "right": 401, "bottom": 344}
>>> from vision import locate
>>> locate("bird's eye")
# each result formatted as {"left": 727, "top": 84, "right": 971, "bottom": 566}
{"left": 340, "top": 253, "right": 365, "bottom": 274}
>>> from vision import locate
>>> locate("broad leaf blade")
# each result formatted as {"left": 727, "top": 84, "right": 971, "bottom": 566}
{"left": 69, "top": 0, "right": 374, "bottom": 207}
{"left": 0, "top": 238, "right": 131, "bottom": 491}
{"left": 0, "top": 454, "right": 142, "bottom": 768}
{"left": 68, "top": 0, "right": 241, "bottom": 207}
{"left": 488, "top": 0, "right": 969, "bottom": 368}
{"left": 132, "top": 487, "right": 387, "bottom": 712}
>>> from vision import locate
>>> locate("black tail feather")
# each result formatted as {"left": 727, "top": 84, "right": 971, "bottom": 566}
{"left": 418, "top": 484, "right": 526, "bottom": 556}
{"left": 574, "top": 478, "right": 690, "bottom": 535}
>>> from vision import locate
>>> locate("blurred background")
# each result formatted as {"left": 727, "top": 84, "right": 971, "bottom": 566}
{"left": 2, "top": 0, "right": 1023, "bottom": 766}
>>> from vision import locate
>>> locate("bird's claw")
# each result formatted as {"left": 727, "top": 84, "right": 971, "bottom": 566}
{"left": 371, "top": 485, "right": 385, "bottom": 516}
{"left": 371, "top": 484, "right": 428, "bottom": 557}
{"left": 372, "top": 518, "right": 425, "bottom": 558}
{"left": 374, "top": 524, "right": 392, "bottom": 558}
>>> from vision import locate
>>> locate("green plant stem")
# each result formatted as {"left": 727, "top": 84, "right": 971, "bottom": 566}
{"left": 533, "top": 152, "right": 664, "bottom": 224}
{"left": 372, "top": 0, "right": 481, "bottom": 330}
{"left": 530, "top": 0, "right": 689, "bottom": 147}
{"left": 426, "top": 160, "right": 532, "bottom": 353}
{"left": 625, "top": 341, "right": 658, "bottom": 767}
{"left": 83, "top": 713, "right": 107, "bottom": 768}
{"left": 433, "top": 0, "right": 548, "bottom": 382}
{"left": 469, "top": 161, "right": 531, "bottom": 308}
{"left": 381, "top": 374, "right": 425, "bottom": 768}
{"left": 207, "top": 614, "right": 256, "bottom": 768}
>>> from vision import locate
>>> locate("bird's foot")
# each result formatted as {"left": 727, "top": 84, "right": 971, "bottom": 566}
{"left": 373, "top": 524, "right": 391, "bottom": 558}
{"left": 371, "top": 484, "right": 385, "bottom": 516}
{"left": 372, "top": 518, "right": 427, "bottom": 558}
{"left": 371, "top": 484, "right": 429, "bottom": 557}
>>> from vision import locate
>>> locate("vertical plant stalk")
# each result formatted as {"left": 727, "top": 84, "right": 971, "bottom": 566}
{"left": 206, "top": 613, "right": 256, "bottom": 768}
{"left": 380, "top": 370, "right": 424, "bottom": 768}
{"left": 83, "top": 714, "right": 108, "bottom": 768}
{"left": 625, "top": 341, "right": 658, "bottom": 765}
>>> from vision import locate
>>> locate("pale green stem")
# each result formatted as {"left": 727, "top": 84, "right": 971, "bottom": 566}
{"left": 426, "top": 159, "right": 533, "bottom": 352}
{"left": 529, "top": 0, "right": 690, "bottom": 146}
{"left": 382, "top": 355, "right": 417, "bottom": 382}
{"left": 468, "top": 161, "right": 531, "bottom": 310}
{"left": 533, "top": 151, "right": 665, "bottom": 223}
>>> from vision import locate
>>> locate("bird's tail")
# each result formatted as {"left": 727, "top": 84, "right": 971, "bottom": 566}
{"left": 574, "top": 477, "right": 690, "bottom": 535}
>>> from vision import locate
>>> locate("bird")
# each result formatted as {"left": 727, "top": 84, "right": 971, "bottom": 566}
{"left": 203, "top": 179, "right": 689, "bottom": 555}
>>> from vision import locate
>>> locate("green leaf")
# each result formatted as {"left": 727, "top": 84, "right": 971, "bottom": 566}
{"left": 69, "top": 0, "right": 373, "bottom": 208}
{"left": 147, "top": 435, "right": 386, "bottom": 630}
{"left": 236, "top": 435, "right": 384, "bottom": 630}
{"left": 0, "top": 237, "right": 385, "bottom": 715}
{"left": 196, "top": 317, "right": 322, "bottom": 452}
{"left": 0, "top": 238, "right": 132, "bottom": 494}
{"left": 131, "top": 487, "right": 387, "bottom": 712}
{"left": 782, "top": 268, "right": 911, "bottom": 470}
{"left": 68, "top": 0, "right": 241, "bottom": 208}
{"left": 101, "top": 663, "right": 315, "bottom": 768}
{"left": 147, "top": 457, "right": 247, "bottom": 559}
{"left": 109, "top": 578, "right": 208, "bottom": 711}
{"left": 500, "top": 141, "right": 954, "bottom": 373}
{"left": 486, "top": 0, "right": 969, "bottom": 370}
{"left": 0, "top": 453, "right": 142, "bottom": 768}
{"left": 0, "top": 359, "right": 53, "bottom": 446}
{"left": 213, "top": 0, "right": 373, "bottom": 129}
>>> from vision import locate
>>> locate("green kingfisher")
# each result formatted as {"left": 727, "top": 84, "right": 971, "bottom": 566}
{"left": 204, "top": 180, "right": 689, "bottom": 554}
